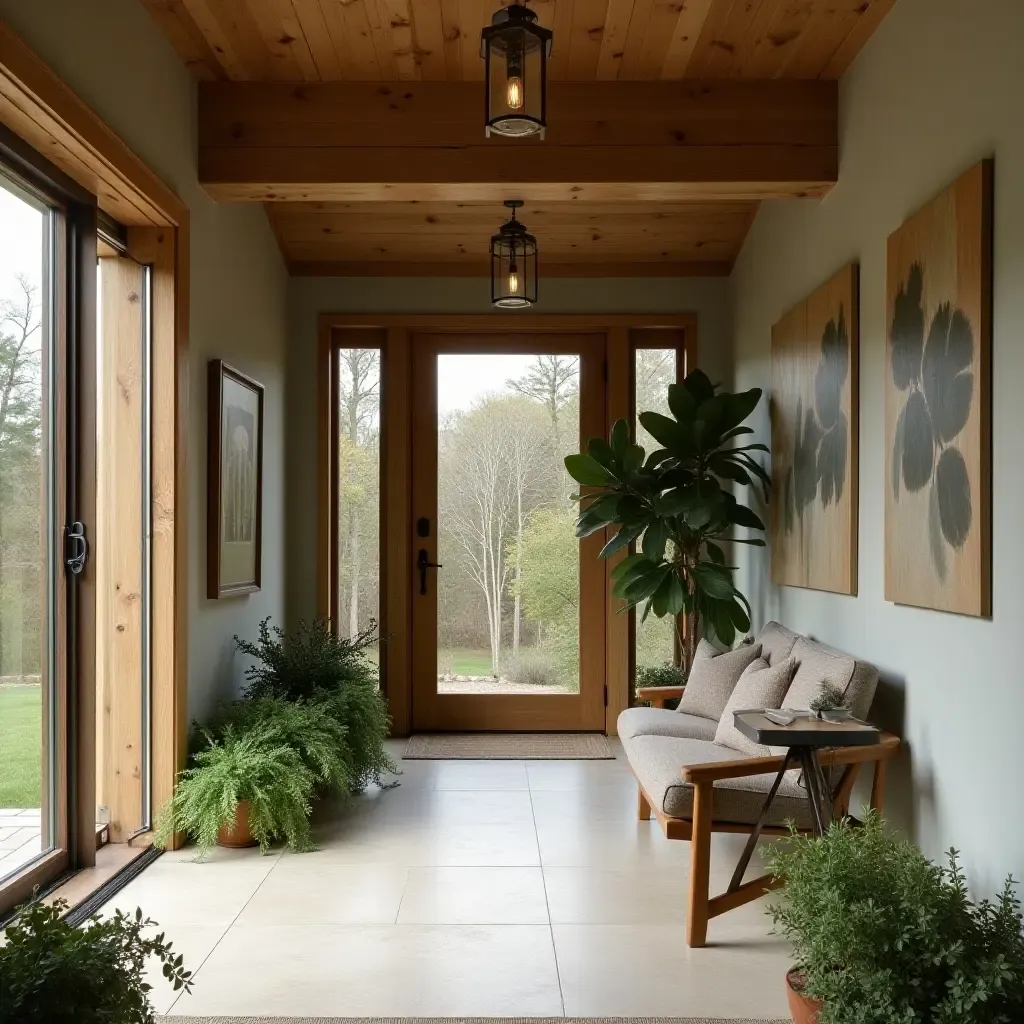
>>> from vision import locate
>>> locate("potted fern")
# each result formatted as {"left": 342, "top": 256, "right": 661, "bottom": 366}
{"left": 766, "top": 814, "right": 1024, "bottom": 1024}
{"left": 565, "top": 369, "right": 769, "bottom": 669}
{"left": 155, "top": 722, "right": 318, "bottom": 856}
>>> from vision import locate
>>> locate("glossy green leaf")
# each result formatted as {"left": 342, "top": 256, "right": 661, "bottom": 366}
{"left": 610, "top": 418, "right": 631, "bottom": 458}
{"left": 587, "top": 437, "right": 616, "bottom": 467}
{"left": 641, "top": 519, "right": 669, "bottom": 561}
{"left": 684, "top": 368, "right": 716, "bottom": 405}
{"left": 667, "top": 382, "right": 696, "bottom": 422}
{"left": 565, "top": 453, "right": 613, "bottom": 486}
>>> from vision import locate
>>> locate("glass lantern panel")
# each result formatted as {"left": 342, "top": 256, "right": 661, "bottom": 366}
{"left": 487, "top": 28, "right": 544, "bottom": 135}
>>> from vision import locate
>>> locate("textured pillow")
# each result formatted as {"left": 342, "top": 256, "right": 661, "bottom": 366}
{"left": 714, "top": 655, "right": 798, "bottom": 756}
{"left": 782, "top": 637, "right": 856, "bottom": 711}
{"left": 677, "top": 639, "right": 763, "bottom": 721}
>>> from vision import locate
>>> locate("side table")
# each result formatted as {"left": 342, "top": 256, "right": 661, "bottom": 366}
{"left": 726, "top": 711, "right": 881, "bottom": 895}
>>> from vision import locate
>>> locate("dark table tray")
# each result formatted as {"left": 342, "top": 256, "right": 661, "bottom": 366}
{"left": 733, "top": 710, "right": 881, "bottom": 748}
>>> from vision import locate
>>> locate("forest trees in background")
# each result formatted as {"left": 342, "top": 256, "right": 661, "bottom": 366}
{"left": 0, "top": 275, "right": 43, "bottom": 680}
{"left": 334, "top": 347, "right": 682, "bottom": 690}
{"left": 436, "top": 355, "right": 581, "bottom": 688}
{"left": 336, "top": 349, "right": 381, "bottom": 651}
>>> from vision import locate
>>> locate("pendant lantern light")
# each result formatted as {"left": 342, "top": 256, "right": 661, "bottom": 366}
{"left": 490, "top": 200, "right": 538, "bottom": 308}
{"left": 480, "top": 4, "right": 552, "bottom": 139}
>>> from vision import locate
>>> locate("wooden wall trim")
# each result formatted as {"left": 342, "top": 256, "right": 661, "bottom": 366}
{"left": 0, "top": 21, "right": 187, "bottom": 226}
{"left": 126, "top": 226, "right": 185, "bottom": 845}
{"left": 605, "top": 327, "right": 631, "bottom": 734}
{"left": 319, "top": 314, "right": 700, "bottom": 332}
{"left": 318, "top": 314, "right": 697, "bottom": 736}
{"left": 1, "top": 27, "right": 191, "bottom": 849}
{"left": 290, "top": 261, "right": 734, "bottom": 279}
{"left": 198, "top": 79, "right": 838, "bottom": 204}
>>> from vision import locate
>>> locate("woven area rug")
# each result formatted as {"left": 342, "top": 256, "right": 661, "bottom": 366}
{"left": 171, "top": 1017, "right": 787, "bottom": 1023}
{"left": 403, "top": 733, "right": 615, "bottom": 759}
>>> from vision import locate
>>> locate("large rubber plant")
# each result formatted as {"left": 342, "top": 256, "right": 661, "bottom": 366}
{"left": 564, "top": 369, "right": 769, "bottom": 670}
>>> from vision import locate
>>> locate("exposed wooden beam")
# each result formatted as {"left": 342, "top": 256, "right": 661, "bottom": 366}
{"left": 289, "top": 259, "right": 734, "bottom": 277}
{"left": 198, "top": 79, "right": 837, "bottom": 203}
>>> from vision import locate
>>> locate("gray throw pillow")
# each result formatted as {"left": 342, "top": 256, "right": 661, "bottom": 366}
{"left": 714, "top": 655, "right": 798, "bottom": 757}
{"left": 677, "top": 638, "right": 763, "bottom": 721}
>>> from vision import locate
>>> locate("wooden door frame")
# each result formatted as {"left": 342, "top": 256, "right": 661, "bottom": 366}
{"left": 318, "top": 313, "right": 697, "bottom": 736}
{"left": 409, "top": 330, "right": 607, "bottom": 733}
{"left": 0, "top": 21, "right": 190, "bottom": 913}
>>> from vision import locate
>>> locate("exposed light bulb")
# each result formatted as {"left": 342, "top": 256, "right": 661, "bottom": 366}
{"left": 508, "top": 269, "right": 520, "bottom": 294}
{"left": 506, "top": 75, "right": 523, "bottom": 110}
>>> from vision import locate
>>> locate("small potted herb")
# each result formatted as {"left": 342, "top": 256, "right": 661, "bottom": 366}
{"left": 808, "top": 682, "right": 849, "bottom": 721}
{"left": 0, "top": 897, "right": 191, "bottom": 1023}
{"left": 765, "top": 813, "right": 1024, "bottom": 1024}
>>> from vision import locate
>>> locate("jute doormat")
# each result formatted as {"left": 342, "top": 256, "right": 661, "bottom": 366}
{"left": 170, "top": 1017, "right": 787, "bottom": 1023}
{"left": 403, "top": 733, "right": 615, "bottom": 759}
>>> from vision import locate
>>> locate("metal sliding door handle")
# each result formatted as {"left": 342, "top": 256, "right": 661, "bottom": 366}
{"left": 417, "top": 547, "right": 443, "bottom": 595}
{"left": 64, "top": 521, "right": 89, "bottom": 575}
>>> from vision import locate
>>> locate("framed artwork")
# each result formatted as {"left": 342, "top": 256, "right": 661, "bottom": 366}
{"left": 771, "top": 263, "right": 859, "bottom": 595}
{"left": 207, "top": 360, "right": 264, "bottom": 599}
{"left": 885, "top": 160, "right": 993, "bottom": 616}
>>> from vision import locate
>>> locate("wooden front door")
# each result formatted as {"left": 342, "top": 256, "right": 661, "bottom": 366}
{"left": 410, "top": 332, "right": 607, "bottom": 732}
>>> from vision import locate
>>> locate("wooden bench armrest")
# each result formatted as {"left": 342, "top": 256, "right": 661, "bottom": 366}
{"left": 681, "top": 732, "right": 900, "bottom": 784}
{"left": 636, "top": 685, "right": 685, "bottom": 707}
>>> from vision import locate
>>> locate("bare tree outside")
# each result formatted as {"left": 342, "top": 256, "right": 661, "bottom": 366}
{"left": 0, "top": 184, "right": 47, "bottom": 859}
{"left": 433, "top": 353, "right": 581, "bottom": 693}
{"left": 336, "top": 349, "right": 381, "bottom": 654}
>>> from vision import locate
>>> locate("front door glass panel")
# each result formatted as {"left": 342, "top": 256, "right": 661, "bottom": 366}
{"left": 435, "top": 353, "right": 581, "bottom": 695}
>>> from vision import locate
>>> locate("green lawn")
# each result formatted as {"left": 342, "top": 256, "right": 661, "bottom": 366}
{"left": 439, "top": 648, "right": 493, "bottom": 675}
{"left": 0, "top": 686, "right": 41, "bottom": 808}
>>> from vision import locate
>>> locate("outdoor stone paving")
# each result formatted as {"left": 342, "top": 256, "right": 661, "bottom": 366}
{"left": 0, "top": 808, "right": 42, "bottom": 879}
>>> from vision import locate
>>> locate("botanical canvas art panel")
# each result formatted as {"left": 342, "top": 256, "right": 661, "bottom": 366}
{"left": 885, "top": 160, "right": 992, "bottom": 616}
{"left": 208, "top": 361, "right": 264, "bottom": 598}
{"left": 771, "top": 263, "right": 859, "bottom": 594}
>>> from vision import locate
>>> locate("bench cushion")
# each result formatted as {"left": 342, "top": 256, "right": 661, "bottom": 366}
{"left": 618, "top": 706, "right": 717, "bottom": 743}
{"left": 623, "top": 733, "right": 813, "bottom": 829}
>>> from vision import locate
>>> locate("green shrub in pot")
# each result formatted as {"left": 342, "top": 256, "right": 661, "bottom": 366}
{"left": 235, "top": 617, "right": 397, "bottom": 789}
{"left": 765, "top": 813, "right": 1024, "bottom": 1023}
{"left": 0, "top": 897, "right": 191, "bottom": 1023}
{"left": 155, "top": 723, "right": 317, "bottom": 856}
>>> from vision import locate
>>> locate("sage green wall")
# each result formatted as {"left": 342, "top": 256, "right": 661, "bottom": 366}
{"left": 0, "top": 0, "right": 289, "bottom": 720}
{"left": 730, "top": 0, "right": 1024, "bottom": 886}
{"left": 285, "top": 276, "right": 732, "bottom": 625}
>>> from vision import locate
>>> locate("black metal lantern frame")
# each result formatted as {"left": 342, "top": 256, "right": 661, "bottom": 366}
{"left": 490, "top": 200, "right": 538, "bottom": 308}
{"left": 481, "top": 4, "right": 552, "bottom": 139}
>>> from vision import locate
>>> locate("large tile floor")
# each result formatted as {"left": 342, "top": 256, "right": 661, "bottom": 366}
{"left": 101, "top": 741, "right": 792, "bottom": 1019}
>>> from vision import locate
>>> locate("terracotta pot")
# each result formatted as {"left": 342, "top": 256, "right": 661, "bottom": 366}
{"left": 786, "top": 969, "right": 822, "bottom": 1024}
{"left": 217, "top": 799, "right": 257, "bottom": 848}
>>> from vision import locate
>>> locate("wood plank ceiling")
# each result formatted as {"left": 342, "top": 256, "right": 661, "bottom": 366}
{"left": 142, "top": 0, "right": 895, "bottom": 275}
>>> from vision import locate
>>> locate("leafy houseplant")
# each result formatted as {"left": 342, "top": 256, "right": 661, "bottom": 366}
{"left": 766, "top": 814, "right": 1024, "bottom": 1024}
{"left": 808, "top": 682, "right": 848, "bottom": 720}
{"left": 635, "top": 663, "right": 687, "bottom": 689}
{"left": 564, "top": 369, "right": 769, "bottom": 669}
{"left": 0, "top": 898, "right": 191, "bottom": 1023}
{"left": 201, "top": 696, "right": 352, "bottom": 795}
{"left": 155, "top": 723, "right": 317, "bottom": 857}
{"left": 235, "top": 617, "right": 397, "bottom": 790}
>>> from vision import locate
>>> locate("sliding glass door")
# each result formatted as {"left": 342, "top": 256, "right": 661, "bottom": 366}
{"left": 0, "top": 171, "right": 64, "bottom": 892}
{"left": 0, "top": 146, "right": 98, "bottom": 914}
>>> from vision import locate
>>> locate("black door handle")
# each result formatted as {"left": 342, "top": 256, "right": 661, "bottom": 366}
{"left": 417, "top": 547, "right": 442, "bottom": 595}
